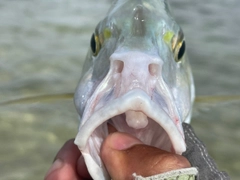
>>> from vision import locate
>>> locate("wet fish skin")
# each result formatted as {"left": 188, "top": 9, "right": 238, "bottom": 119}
{"left": 74, "top": 0, "right": 195, "bottom": 179}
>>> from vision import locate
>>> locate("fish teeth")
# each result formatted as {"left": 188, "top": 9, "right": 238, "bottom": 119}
{"left": 125, "top": 110, "right": 148, "bottom": 129}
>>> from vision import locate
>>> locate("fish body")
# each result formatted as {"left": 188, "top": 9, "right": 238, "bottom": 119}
{"left": 74, "top": 0, "right": 195, "bottom": 179}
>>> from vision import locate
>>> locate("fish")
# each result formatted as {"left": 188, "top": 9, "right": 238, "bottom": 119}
{"left": 73, "top": 0, "right": 195, "bottom": 179}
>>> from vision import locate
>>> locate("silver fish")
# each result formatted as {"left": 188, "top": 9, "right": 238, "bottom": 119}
{"left": 74, "top": 0, "right": 195, "bottom": 179}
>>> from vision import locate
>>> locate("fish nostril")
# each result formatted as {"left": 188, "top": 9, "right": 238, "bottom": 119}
{"left": 148, "top": 63, "right": 158, "bottom": 76}
{"left": 114, "top": 60, "right": 124, "bottom": 73}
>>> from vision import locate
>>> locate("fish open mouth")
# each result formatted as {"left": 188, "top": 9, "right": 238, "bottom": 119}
{"left": 74, "top": 89, "right": 186, "bottom": 176}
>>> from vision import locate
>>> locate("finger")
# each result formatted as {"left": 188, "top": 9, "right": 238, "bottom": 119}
{"left": 77, "top": 155, "right": 92, "bottom": 179}
{"left": 101, "top": 132, "right": 190, "bottom": 180}
{"left": 44, "top": 139, "right": 91, "bottom": 180}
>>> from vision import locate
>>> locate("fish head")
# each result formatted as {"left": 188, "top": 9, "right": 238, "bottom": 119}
{"left": 74, "top": 0, "right": 195, "bottom": 179}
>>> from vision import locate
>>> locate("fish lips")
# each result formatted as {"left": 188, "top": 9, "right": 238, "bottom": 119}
{"left": 75, "top": 89, "right": 186, "bottom": 154}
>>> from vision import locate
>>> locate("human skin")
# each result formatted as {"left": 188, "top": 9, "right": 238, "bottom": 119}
{"left": 44, "top": 128, "right": 190, "bottom": 180}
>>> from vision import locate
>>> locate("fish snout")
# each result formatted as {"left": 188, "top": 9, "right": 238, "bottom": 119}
{"left": 110, "top": 51, "right": 161, "bottom": 95}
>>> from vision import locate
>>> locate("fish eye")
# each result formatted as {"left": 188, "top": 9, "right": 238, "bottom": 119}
{"left": 90, "top": 33, "right": 100, "bottom": 56}
{"left": 177, "top": 40, "right": 185, "bottom": 61}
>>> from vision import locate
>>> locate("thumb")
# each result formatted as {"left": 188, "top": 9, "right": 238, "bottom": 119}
{"left": 100, "top": 132, "right": 190, "bottom": 180}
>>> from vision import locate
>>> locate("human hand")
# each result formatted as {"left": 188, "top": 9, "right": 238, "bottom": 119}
{"left": 44, "top": 132, "right": 190, "bottom": 180}
{"left": 44, "top": 138, "right": 91, "bottom": 180}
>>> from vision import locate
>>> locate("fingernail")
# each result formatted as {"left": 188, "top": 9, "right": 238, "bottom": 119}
{"left": 109, "top": 132, "right": 142, "bottom": 150}
{"left": 45, "top": 159, "right": 64, "bottom": 179}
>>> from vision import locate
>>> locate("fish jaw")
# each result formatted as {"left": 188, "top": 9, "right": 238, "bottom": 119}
{"left": 74, "top": 51, "right": 188, "bottom": 179}
{"left": 74, "top": 90, "right": 185, "bottom": 180}
{"left": 75, "top": 89, "right": 185, "bottom": 151}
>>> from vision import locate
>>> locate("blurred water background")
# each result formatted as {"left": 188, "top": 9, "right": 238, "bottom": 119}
{"left": 0, "top": 0, "right": 239, "bottom": 179}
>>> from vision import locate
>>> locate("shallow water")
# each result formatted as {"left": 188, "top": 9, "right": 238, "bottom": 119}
{"left": 0, "top": 0, "right": 240, "bottom": 179}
